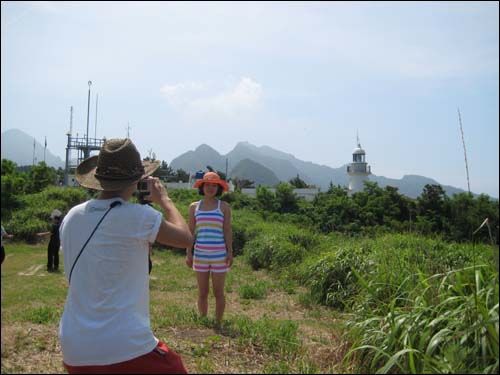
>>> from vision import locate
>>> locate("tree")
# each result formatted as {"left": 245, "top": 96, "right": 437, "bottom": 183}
{"left": 1, "top": 159, "right": 27, "bottom": 219}
{"left": 256, "top": 186, "right": 278, "bottom": 212}
{"left": 28, "top": 162, "right": 58, "bottom": 193}
{"left": 1, "top": 159, "right": 17, "bottom": 175}
{"left": 153, "top": 161, "right": 174, "bottom": 181}
{"left": 416, "top": 184, "right": 450, "bottom": 234}
{"left": 276, "top": 183, "right": 299, "bottom": 213}
{"left": 175, "top": 169, "right": 190, "bottom": 183}
{"left": 289, "top": 174, "right": 308, "bottom": 188}
{"left": 232, "top": 177, "right": 254, "bottom": 192}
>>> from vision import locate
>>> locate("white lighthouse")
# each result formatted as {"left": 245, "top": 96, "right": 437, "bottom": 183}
{"left": 347, "top": 135, "right": 371, "bottom": 195}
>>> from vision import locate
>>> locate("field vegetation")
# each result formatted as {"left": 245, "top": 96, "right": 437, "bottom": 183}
{"left": 1, "top": 158, "right": 498, "bottom": 373}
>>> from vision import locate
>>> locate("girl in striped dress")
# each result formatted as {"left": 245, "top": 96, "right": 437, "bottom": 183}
{"left": 186, "top": 172, "right": 233, "bottom": 327}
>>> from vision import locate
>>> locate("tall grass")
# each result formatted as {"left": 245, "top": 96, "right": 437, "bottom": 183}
{"left": 345, "top": 244, "right": 498, "bottom": 374}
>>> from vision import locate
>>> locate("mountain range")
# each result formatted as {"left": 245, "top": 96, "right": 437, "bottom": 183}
{"left": 171, "top": 141, "right": 472, "bottom": 199}
{"left": 1, "top": 128, "right": 476, "bottom": 199}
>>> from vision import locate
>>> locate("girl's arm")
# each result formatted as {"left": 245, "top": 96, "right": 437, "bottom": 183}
{"left": 222, "top": 201, "right": 233, "bottom": 267}
{"left": 185, "top": 202, "right": 196, "bottom": 267}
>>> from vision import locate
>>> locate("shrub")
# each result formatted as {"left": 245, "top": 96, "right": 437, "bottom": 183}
{"left": 299, "top": 246, "right": 368, "bottom": 309}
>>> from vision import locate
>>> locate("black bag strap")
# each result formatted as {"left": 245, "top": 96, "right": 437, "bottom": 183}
{"left": 68, "top": 201, "right": 122, "bottom": 285}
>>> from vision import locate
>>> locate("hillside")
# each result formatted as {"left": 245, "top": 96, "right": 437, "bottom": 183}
{"left": 1, "top": 129, "right": 65, "bottom": 168}
{"left": 229, "top": 159, "right": 280, "bottom": 187}
{"left": 2, "top": 129, "right": 481, "bottom": 199}
{"left": 171, "top": 141, "right": 475, "bottom": 198}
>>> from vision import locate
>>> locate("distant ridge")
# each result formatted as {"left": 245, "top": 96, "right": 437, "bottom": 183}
{"left": 230, "top": 159, "right": 280, "bottom": 187}
{"left": 1, "top": 129, "right": 489, "bottom": 199}
{"left": 171, "top": 141, "right": 485, "bottom": 199}
{"left": 1, "top": 129, "right": 65, "bottom": 168}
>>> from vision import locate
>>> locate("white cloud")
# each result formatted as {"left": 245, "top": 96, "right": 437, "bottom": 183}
{"left": 160, "top": 81, "right": 207, "bottom": 108}
{"left": 160, "top": 77, "right": 263, "bottom": 117}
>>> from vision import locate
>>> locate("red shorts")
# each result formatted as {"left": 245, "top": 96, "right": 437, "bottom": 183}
{"left": 63, "top": 340, "right": 188, "bottom": 374}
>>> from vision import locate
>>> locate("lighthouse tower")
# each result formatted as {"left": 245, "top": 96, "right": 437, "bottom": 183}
{"left": 347, "top": 135, "right": 371, "bottom": 195}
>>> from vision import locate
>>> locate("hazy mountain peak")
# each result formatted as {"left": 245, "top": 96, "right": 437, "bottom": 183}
{"left": 234, "top": 141, "right": 255, "bottom": 150}
{"left": 195, "top": 144, "right": 219, "bottom": 153}
{"left": 1, "top": 128, "right": 65, "bottom": 168}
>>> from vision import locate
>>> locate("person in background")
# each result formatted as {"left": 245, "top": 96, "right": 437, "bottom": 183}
{"left": 59, "top": 138, "right": 193, "bottom": 374}
{"left": 1, "top": 225, "right": 14, "bottom": 265}
{"left": 37, "top": 209, "right": 63, "bottom": 272}
{"left": 186, "top": 172, "right": 233, "bottom": 329}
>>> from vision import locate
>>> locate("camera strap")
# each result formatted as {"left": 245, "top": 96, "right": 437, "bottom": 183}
{"left": 68, "top": 201, "right": 122, "bottom": 285}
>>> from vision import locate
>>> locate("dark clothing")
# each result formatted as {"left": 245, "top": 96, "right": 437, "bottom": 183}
{"left": 1, "top": 245, "right": 5, "bottom": 265}
{"left": 47, "top": 223, "right": 61, "bottom": 271}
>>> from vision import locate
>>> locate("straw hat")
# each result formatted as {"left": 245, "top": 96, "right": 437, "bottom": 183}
{"left": 76, "top": 138, "right": 160, "bottom": 191}
{"left": 193, "top": 172, "right": 229, "bottom": 192}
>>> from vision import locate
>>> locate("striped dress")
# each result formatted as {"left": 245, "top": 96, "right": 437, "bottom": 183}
{"left": 193, "top": 200, "right": 228, "bottom": 273}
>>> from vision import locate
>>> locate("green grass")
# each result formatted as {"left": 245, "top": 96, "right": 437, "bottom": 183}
{"left": 3, "top": 216, "right": 496, "bottom": 374}
{"left": 1, "top": 241, "right": 347, "bottom": 374}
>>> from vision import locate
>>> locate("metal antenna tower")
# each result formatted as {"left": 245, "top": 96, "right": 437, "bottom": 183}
{"left": 94, "top": 93, "right": 99, "bottom": 139}
{"left": 458, "top": 108, "right": 471, "bottom": 195}
{"left": 85, "top": 80, "right": 92, "bottom": 159}
{"left": 64, "top": 82, "right": 105, "bottom": 186}
{"left": 126, "top": 122, "right": 131, "bottom": 138}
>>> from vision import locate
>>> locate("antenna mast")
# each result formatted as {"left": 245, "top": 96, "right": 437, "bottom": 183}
{"left": 458, "top": 108, "right": 471, "bottom": 195}
{"left": 94, "top": 93, "right": 98, "bottom": 139}
{"left": 126, "top": 122, "right": 131, "bottom": 138}
{"left": 69, "top": 106, "right": 73, "bottom": 136}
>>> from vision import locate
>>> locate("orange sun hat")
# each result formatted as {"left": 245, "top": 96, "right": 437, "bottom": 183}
{"left": 193, "top": 171, "right": 229, "bottom": 192}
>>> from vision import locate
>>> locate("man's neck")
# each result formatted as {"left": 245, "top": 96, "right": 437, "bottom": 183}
{"left": 99, "top": 191, "right": 129, "bottom": 201}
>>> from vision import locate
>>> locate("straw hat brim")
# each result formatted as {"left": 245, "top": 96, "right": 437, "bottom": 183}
{"left": 76, "top": 156, "right": 160, "bottom": 191}
{"left": 193, "top": 179, "right": 229, "bottom": 192}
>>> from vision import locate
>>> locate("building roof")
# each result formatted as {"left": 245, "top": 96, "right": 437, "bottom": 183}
{"left": 353, "top": 147, "right": 365, "bottom": 154}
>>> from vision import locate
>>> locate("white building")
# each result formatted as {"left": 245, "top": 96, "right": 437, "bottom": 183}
{"left": 347, "top": 137, "right": 371, "bottom": 195}
{"left": 241, "top": 187, "right": 320, "bottom": 201}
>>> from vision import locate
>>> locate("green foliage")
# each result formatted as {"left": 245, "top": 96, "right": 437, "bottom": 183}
{"left": 299, "top": 244, "right": 367, "bottom": 309}
{"left": 1, "top": 173, "right": 27, "bottom": 218}
{"left": 229, "top": 315, "right": 301, "bottom": 356}
{"left": 4, "top": 186, "right": 89, "bottom": 241}
{"left": 220, "top": 191, "right": 256, "bottom": 210}
{"left": 243, "top": 223, "right": 314, "bottom": 273}
{"left": 346, "top": 264, "right": 499, "bottom": 374}
{"left": 27, "top": 162, "right": 58, "bottom": 193}
{"left": 152, "top": 160, "right": 174, "bottom": 180}
{"left": 20, "top": 306, "right": 60, "bottom": 325}
{"left": 2, "top": 159, "right": 19, "bottom": 175}
{"left": 289, "top": 174, "right": 308, "bottom": 188}
{"left": 167, "top": 188, "right": 200, "bottom": 206}
{"left": 275, "top": 183, "right": 299, "bottom": 213}
{"left": 238, "top": 280, "right": 269, "bottom": 299}
{"left": 256, "top": 186, "right": 278, "bottom": 212}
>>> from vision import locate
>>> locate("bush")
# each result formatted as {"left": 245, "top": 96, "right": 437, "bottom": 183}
{"left": 5, "top": 186, "right": 89, "bottom": 241}
{"left": 299, "top": 245, "right": 368, "bottom": 309}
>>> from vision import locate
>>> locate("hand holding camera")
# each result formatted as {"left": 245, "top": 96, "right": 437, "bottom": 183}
{"left": 137, "top": 179, "right": 151, "bottom": 205}
{"left": 137, "top": 177, "right": 170, "bottom": 205}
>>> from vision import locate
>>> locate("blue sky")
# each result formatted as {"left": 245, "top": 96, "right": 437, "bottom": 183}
{"left": 1, "top": 1, "right": 498, "bottom": 197}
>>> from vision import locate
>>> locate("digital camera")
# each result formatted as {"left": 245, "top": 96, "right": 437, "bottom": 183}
{"left": 137, "top": 180, "right": 150, "bottom": 204}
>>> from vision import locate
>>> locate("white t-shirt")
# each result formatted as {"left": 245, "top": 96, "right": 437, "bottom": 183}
{"left": 59, "top": 198, "right": 162, "bottom": 366}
